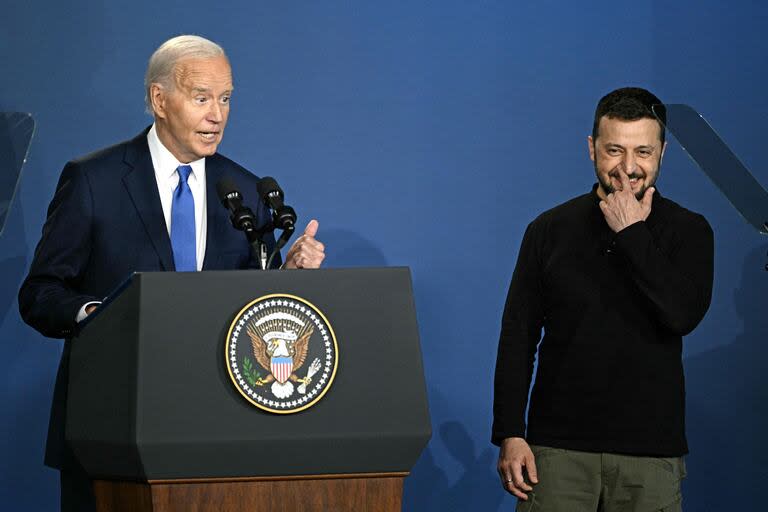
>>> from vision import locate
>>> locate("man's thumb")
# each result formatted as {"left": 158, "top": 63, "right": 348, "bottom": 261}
{"left": 304, "top": 219, "right": 319, "bottom": 238}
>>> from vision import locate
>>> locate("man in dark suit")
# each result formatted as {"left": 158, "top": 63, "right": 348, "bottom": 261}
{"left": 18, "top": 35, "right": 325, "bottom": 511}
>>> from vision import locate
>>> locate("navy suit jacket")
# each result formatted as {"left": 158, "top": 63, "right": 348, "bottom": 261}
{"left": 18, "top": 128, "right": 279, "bottom": 468}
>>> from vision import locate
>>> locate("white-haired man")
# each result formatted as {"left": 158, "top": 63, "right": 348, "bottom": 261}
{"left": 19, "top": 35, "right": 325, "bottom": 511}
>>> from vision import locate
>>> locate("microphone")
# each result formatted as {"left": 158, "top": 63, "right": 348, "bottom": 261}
{"left": 257, "top": 177, "right": 296, "bottom": 230}
{"left": 257, "top": 177, "right": 297, "bottom": 268}
{"left": 216, "top": 177, "right": 267, "bottom": 269}
{"left": 216, "top": 177, "right": 257, "bottom": 233}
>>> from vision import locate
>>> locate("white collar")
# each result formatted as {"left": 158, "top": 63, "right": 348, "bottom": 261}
{"left": 147, "top": 124, "right": 206, "bottom": 180}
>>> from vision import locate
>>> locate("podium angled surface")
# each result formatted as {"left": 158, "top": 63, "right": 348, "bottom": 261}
{"left": 66, "top": 268, "right": 431, "bottom": 483}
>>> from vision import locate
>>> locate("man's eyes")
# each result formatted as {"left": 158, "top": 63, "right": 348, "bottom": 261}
{"left": 605, "top": 148, "right": 653, "bottom": 157}
{"left": 193, "top": 95, "right": 231, "bottom": 105}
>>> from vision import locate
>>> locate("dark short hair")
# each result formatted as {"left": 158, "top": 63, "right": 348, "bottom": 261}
{"left": 592, "top": 87, "right": 665, "bottom": 144}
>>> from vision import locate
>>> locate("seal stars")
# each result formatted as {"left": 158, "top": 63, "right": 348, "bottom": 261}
{"left": 225, "top": 294, "right": 338, "bottom": 414}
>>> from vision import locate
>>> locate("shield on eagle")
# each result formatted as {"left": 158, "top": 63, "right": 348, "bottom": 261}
{"left": 271, "top": 356, "right": 293, "bottom": 384}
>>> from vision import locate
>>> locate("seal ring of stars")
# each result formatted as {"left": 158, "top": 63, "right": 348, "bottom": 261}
{"left": 229, "top": 298, "right": 336, "bottom": 411}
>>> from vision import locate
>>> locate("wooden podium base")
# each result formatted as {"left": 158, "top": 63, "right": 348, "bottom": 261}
{"left": 93, "top": 472, "right": 407, "bottom": 512}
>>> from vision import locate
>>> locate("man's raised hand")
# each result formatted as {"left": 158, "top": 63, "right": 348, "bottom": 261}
{"left": 283, "top": 219, "right": 325, "bottom": 269}
{"left": 599, "top": 171, "right": 654, "bottom": 233}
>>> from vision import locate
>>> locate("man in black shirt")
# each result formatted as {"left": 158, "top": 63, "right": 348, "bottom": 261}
{"left": 493, "top": 87, "right": 713, "bottom": 511}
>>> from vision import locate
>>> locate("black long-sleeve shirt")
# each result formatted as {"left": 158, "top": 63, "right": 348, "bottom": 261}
{"left": 492, "top": 185, "right": 714, "bottom": 456}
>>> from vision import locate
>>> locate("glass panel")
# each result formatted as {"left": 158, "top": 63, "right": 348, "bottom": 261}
{"left": 0, "top": 112, "right": 35, "bottom": 236}
{"left": 654, "top": 104, "right": 768, "bottom": 235}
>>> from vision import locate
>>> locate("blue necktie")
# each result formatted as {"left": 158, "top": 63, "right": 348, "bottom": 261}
{"left": 171, "top": 165, "right": 197, "bottom": 271}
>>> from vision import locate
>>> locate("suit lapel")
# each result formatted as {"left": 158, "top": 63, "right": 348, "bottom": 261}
{"left": 203, "top": 156, "right": 228, "bottom": 270}
{"left": 121, "top": 129, "right": 175, "bottom": 271}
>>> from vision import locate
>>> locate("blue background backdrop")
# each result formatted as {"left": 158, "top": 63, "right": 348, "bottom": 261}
{"left": 2, "top": 2, "right": 766, "bottom": 510}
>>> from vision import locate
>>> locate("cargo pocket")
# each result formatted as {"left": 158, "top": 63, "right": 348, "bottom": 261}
{"left": 516, "top": 493, "right": 536, "bottom": 512}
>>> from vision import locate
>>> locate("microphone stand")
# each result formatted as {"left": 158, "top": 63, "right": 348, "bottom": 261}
{"left": 225, "top": 201, "right": 269, "bottom": 270}
{"left": 266, "top": 224, "right": 295, "bottom": 269}
{"left": 246, "top": 225, "right": 268, "bottom": 271}
{"left": 254, "top": 178, "right": 298, "bottom": 269}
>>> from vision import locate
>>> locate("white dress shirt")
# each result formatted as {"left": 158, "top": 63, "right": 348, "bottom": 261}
{"left": 76, "top": 125, "right": 209, "bottom": 322}
{"left": 147, "top": 124, "right": 207, "bottom": 269}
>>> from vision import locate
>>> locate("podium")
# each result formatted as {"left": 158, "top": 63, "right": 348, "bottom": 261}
{"left": 66, "top": 268, "right": 431, "bottom": 511}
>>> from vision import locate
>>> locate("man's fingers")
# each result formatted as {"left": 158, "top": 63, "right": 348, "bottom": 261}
{"left": 301, "top": 237, "right": 325, "bottom": 253}
{"left": 642, "top": 187, "right": 655, "bottom": 209}
{"left": 303, "top": 219, "right": 319, "bottom": 238}
{"left": 507, "top": 483, "right": 529, "bottom": 501}
{"left": 512, "top": 462, "right": 532, "bottom": 492}
{"left": 617, "top": 170, "right": 630, "bottom": 191}
{"left": 500, "top": 465, "right": 530, "bottom": 500}
{"left": 525, "top": 454, "right": 539, "bottom": 484}
{"left": 293, "top": 238, "right": 325, "bottom": 258}
{"left": 289, "top": 238, "right": 326, "bottom": 269}
{"left": 497, "top": 438, "right": 536, "bottom": 499}
{"left": 296, "top": 249, "right": 325, "bottom": 265}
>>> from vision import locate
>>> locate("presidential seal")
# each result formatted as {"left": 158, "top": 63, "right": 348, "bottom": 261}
{"left": 225, "top": 294, "right": 338, "bottom": 414}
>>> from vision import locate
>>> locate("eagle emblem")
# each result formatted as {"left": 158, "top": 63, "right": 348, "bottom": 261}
{"left": 225, "top": 295, "right": 338, "bottom": 413}
{"left": 246, "top": 310, "right": 319, "bottom": 399}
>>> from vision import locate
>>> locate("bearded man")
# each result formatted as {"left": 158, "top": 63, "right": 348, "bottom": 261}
{"left": 493, "top": 87, "right": 714, "bottom": 512}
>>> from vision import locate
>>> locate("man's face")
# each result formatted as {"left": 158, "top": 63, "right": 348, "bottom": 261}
{"left": 151, "top": 55, "right": 233, "bottom": 163}
{"left": 588, "top": 116, "right": 666, "bottom": 200}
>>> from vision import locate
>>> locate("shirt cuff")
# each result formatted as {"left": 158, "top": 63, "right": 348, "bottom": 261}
{"left": 76, "top": 301, "right": 102, "bottom": 323}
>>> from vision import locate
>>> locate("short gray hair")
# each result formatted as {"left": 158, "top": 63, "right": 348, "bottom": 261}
{"left": 144, "top": 35, "right": 227, "bottom": 115}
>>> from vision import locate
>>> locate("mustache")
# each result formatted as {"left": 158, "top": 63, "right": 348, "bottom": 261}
{"left": 609, "top": 171, "right": 644, "bottom": 180}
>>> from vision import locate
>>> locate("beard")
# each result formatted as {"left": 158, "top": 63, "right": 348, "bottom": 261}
{"left": 595, "top": 165, "right": 659, "bottom": 200}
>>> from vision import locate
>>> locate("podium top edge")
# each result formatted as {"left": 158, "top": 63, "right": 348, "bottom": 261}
{"left": 132, "top": 267, "right": 413, "bottom": 277}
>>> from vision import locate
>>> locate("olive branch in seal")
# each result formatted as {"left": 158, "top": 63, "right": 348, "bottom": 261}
{"left": 242, "top": 356, "right": 262, "bottom": 387}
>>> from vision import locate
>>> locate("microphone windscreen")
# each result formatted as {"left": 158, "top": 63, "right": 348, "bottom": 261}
{"left": 216, "top": 177, "right": 240, "bottom": 202}
{"left": 257, "top": 177, "right": 282, "bottom": 199}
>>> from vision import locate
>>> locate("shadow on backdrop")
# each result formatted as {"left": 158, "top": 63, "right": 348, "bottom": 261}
{"left": 404, "top": 387, "right": 508, "bottom": 511}
{"left": 684, "top": 243, "right": 768, "bottom": 509}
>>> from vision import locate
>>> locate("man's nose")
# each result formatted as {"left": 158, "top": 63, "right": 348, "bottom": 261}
{"left": 620, "top": 153, "right": 637, "bottom": 174}
{"left": 207, "top": 101, "right": 223, "bottom": 123}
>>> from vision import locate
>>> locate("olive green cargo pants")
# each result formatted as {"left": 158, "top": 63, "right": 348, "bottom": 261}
{"left": 516, "top": 446, "right": 686, "bottom": 512}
